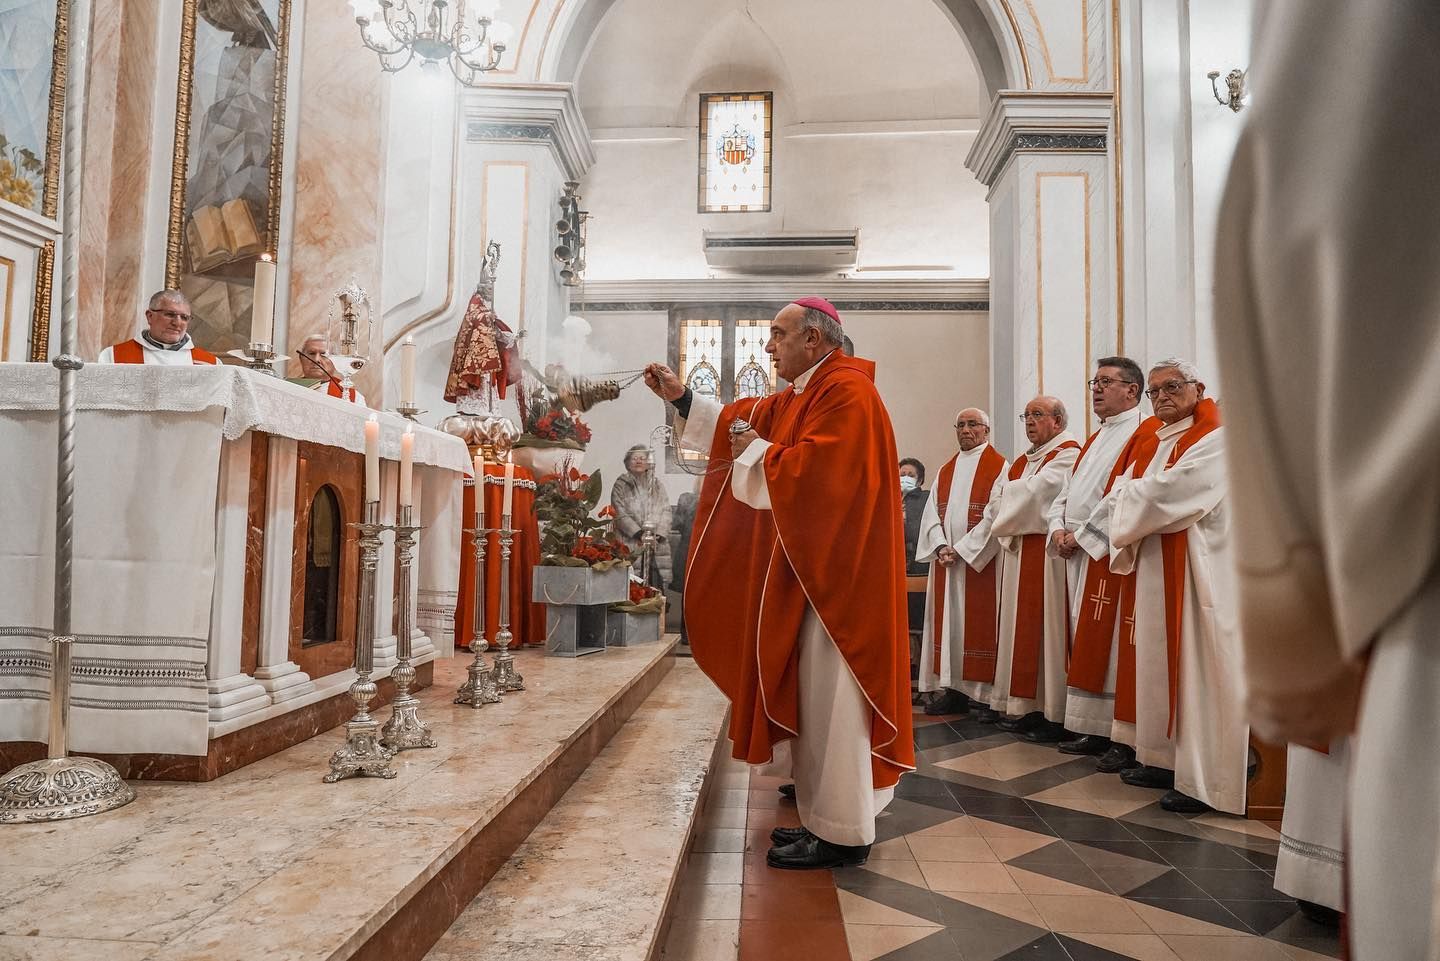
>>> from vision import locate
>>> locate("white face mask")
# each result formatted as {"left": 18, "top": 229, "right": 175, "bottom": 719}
{"left": 899, "top": 475, "right": 918, "bottom": 493}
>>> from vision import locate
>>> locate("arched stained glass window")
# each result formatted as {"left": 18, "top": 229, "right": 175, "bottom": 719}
{"left": 687, "top": 360, "right": 720, "bottom": 399}
{"left": 735, "top": 358, "right": 770, "bottom": 399}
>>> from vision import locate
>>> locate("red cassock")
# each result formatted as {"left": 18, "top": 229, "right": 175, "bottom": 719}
{"left": 685, "top": 354, "right": 916, "bottom": 790}
{"left": 453, "top": 462, "right": 546, "bottom": 649}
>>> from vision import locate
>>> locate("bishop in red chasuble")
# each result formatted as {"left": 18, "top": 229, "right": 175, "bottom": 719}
{"left": 645, "top": 298, "right": 914, "bottom": 870}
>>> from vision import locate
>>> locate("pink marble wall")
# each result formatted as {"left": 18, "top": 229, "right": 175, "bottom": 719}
{"left": 287, "top": 0, "right": 387, "bottom": 402}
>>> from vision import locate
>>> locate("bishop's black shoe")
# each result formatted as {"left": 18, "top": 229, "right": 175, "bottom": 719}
{"left": 997, "top": 711, "right": 1044, "bottom": 734}
{"left": 767, "top": 834, "right": 871, "bottom": 870}
{"left": 1021, "top": 720, "right": 1069, "bottom": 744}
{"left": 1297, "top": 900, "right": 1342, "bottom": 927}
{"left": 924, "top": 689, "right": 970, "bottom": 716}
{"left": 778, "top": 783, "right": 796, "bottom": 801}
{"left": 1059, "top": 734, "right": 1111, "bottom": 757}
{"left": 770, "top": 825, "right": 810, "bottom": 846}
{"left": 1096, "top": 744, "right": 1139, "bottom": 773}
{"left": 1121, "top": 765, "right": 1176, "bottom": 789}
{"left": 1159, "top": 789, "right": 1211, "bottom": 814}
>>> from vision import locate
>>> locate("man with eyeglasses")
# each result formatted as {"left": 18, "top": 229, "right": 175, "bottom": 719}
{"left": 97, "top": 290, "right": 218, "bottom": 366}
{"left": 1042, "top": 358, "right": 1161, "bottom": 767}
{"left": 958, "top": 396, "right": 1080, "bottom": 737}
{"left": 915, "top": 409, "right": 1007, "bottom": 720}
{"left": 1094, "top": 358, "right": 1245, "bottom": 817}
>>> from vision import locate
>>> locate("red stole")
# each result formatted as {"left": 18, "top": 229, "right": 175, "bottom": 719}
{"left": 1112, "top": 399, "right": 1222, "bottom": 732}
{"left": 1065, "top": 416, "right": 1164, "bottom": 694}
{"left": 928, "top": 446, "right": 1006, "bottom": 680}
{"left": 111, "top": 338, "right": 218, "bottom": 365}
{"left": 1007, "top": 440, "right": 1081, "bottom": 699}
{"left": 324, "top": 380, "right": 358, "bottom": 403}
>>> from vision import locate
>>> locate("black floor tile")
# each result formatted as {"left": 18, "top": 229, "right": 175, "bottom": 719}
{"left": 971, "top": 815, "right": 1058, "bottom": 837}
{"left": 1038, "top": 815, "right": 1141, "bottom": 842}
{"left": 1182, "top": 868, "right": 1291, "bottom": 901}
{"left": 993, "top": 933, "right": 1075, "bottom": 961}
{"left": 1124, "top": 869, "right": 1212, "bottom": 900}
{"left": 1146, "top": 841, "right": 1257, "bottom": 870}
{"left": 1056, "top": 934, "right": 1148, "bottom": 960}
{"left": 1006, "top": 851, "right": 1111, "bottom": 895}
{"left": 833, "top": 868, "right": 950, "bottom": 925}
{"left": 1218, "top": 898, "right": 1304, "bottom": 935}
{"left": 915, "top": 723, "right": 970, "bottom": 750}
{"left": 1069, "top": 838, "right": 1169, "bottom": 866}
{"left": 1235, "top": 847, "right": 1279, "bottom": 870}
{"left": 958, "top": 795, "right": 1040, "bottom": 817}
{"left": 1129, "top": 897, "right": 1251, "bottom": 933}
{"left": 898, "top": 773, "right": 963, "bottom": 799}
{"left": 869, "top": 927, "right": 962, "bottom": 961}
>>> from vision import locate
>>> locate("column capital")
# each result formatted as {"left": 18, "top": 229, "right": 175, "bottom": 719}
{"left": 966, "top": 91, "right": 1113, "bottom": 187}
{"left": 462, "top": 82, "right": 596, "bottom": 180}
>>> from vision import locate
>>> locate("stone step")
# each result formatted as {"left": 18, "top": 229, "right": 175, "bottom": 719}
{"left": 425, "top": 659, "right": 729, "bottom": 961}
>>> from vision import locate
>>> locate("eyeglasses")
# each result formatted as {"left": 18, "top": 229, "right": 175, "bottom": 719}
{"left": 1144, "top": 380, "right": 1197, "bottom": 400}
{"left": 954, "top": 420, "right": 988, "bottom": 430}
{"left": 1087, "top": 376, "right": 1133, "bottom": 390}
{"left": 150, "top": 309, "right": 191, "bottom": 322}
{"left": 1019, "top": 411, "right": 1055, "bottom": 423}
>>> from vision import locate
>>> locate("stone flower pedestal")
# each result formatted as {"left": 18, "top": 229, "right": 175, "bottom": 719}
{"left": 534, "top": 564, "right": 629, "bottom": 657}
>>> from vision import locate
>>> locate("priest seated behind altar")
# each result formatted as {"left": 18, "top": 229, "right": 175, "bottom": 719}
{"left": 290, "top": 333, "right": 367, "bottom": 405}
{"left": 97, "top": 290, "right": 218, "bottom": 366}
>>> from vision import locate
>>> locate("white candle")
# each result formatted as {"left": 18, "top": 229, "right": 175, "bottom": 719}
{"left": 398, "top": 425, "right": 414, "bottom": 507}
{"left": 502, "top": 460, "right": 515, "bottom": 518}
{"left": 364, "top": 414, "right": 380, "bottom": 503}
{"left": 250, "top": 255, "right": 276, "bottom": 347}
{"left": 473, "top": 454, "right": 486, "bottom": 528}
{"left": 400, "top": 335, "right": 416, "bottom": 407}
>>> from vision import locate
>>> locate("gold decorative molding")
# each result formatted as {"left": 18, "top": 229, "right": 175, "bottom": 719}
{"left": 28, "top": 0, "right": 68, "bottom": 361}
{"left": 164, "top": 0, "right": 198, "bottom": 290}
{"left": 0, "top": 254, "right": 16, "bottom": 361}
{"left": 1023, "top": 0, "right": 1089, "bottom": 84}
{"left": 29, "top": 242, "right": 55, "bottom": 362}
{"left": 490, "top": 0, "right": 543, "bottom": 76}
{"left": 997, "top": 0, "right": 1035, "bottom": 88}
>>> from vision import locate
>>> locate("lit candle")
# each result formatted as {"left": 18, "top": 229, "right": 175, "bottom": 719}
{"left": 502, "top": 460, "right": 515, "bottom": 519}
{"left": 398, "top": 425, "right": 414, "bottom": 507}
{"left": 400, "top": 335, "right": 416, "bottom": 407}
{"left": 473, "top": 453, "right": 486, "bottom": 529}
{"left": 250, "top": 254, "right": 277, "bottom": 348}
{"left": 364, "top": 414, "right": 380, "bottom": 503}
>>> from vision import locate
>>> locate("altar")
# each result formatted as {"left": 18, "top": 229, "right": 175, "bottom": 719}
{"left": 0, "top": 364, "right": 467, "bottom": 779}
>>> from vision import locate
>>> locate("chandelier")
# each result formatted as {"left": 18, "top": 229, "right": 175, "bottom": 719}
{"left": 349, "top": 0, "right": 513, "bottom": 87}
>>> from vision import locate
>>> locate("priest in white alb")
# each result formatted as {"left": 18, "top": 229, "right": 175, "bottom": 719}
{"left": 915, "top": 408, "right": 1007, "bottom": 718}
{"left": 97, "top": 290, "right": 218, "bottom": 366}
{"left": 1103, "top": 359, "right": 1245, "bottom": 815}
{"left": 958, "top": 397, "right": 1079, "bottom": 736}
{"left": 1274, "top": 741, "right": 1348, "bottom": 926}
{"left": 1048, "top": 357, "right": 1157, "bottom": 762}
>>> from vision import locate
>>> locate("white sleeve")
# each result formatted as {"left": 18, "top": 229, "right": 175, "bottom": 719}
{"left": 730, "top": 438, "right": 772, "bottom": 510}
{"left": 914, "top": 484, "right": 946, "bottom": 562}
{"left": 1045, "top": 475, "right": 1071, "bottom": 545}
{"left": 675, "top": 395, "right": 721, "bottom": 458}
{"left": 993, "top": 447, "right": 1080, "bottom": 541}
{"left": 1108, "top": 432, "right": 1227, "bottom": 574}
{"left": 955, "top": 473, "right": 1004, "bottom": 571}
{"left": 96, "top": 346, "right": 116, "bottom": 364}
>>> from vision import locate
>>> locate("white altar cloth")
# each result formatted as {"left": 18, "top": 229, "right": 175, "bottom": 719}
{"left": 0, "top": 363, "right": 466, "bottom": 756}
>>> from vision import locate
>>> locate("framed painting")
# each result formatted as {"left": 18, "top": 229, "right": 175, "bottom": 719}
{"left": 697, "top": 91, "right": 772, "bottom": 214}
{"left": 165, "top": 0, "right": 293, "bottom": 355}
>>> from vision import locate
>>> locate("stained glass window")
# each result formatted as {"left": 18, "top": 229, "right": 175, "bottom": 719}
{"left": 698, "top": 92, "right": 773, "bottom": 213}
{"left": 734, "top": 318, "right": 776, "bottom": 399}
{"left": 667, "top": 309, "right": 784, "bottom": 472}
{"left": 678, "top": 318, "right": 723, "bottom": 397}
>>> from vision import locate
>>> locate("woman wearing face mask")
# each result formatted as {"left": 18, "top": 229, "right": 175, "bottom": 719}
{"left": 899, "top": 458, "right": 930, "bottom": 692}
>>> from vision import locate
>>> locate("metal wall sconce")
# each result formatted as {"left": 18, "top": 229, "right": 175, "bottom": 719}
{"left": 1208, "top": 68, "right": 1248, "bottom": 113}
{"left": 553, "top": 182, "right": 589, "bottom": 287}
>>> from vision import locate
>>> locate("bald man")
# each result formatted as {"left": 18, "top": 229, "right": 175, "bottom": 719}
{"left": 959, "top": 397, "right": 1080, "bottom": 735}
{"left": 916, "top": 408, "right": 1008, "bottom": 717}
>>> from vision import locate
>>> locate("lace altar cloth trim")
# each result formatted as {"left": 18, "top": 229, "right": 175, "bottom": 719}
{"left": 0, "top": 363, "right": 470, "bottom": 473}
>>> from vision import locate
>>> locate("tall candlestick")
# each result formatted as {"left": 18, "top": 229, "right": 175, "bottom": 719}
{"left": 400, "top": 335, "right": 416, "bottom": 407}
{"left": 502, "top": 460, "right": 515, "bottom": 516}
{"left": 473, "top": 454, "right": 486, "bottom": 528}
{"left": 398, "top": 426, "right": 414, "bottom": 507}
{"left": 250, "top": 255, "right": 276, "bottom": 347}
{"left": 364, "top": 414, "right": 380, "bottom": 502}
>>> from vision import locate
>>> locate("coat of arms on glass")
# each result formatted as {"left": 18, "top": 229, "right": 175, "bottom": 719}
{"left": 698, "top": 92, "right": 772, "bottom": 213}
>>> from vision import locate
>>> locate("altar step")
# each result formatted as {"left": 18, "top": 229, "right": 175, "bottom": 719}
{"left": 424, "top": 659, "right": 730, "bottom": 961}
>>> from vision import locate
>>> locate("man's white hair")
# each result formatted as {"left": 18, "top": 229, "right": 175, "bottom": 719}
{"left": 148, "top": 289, "right": 190, "bottom": 311}
{"left": 1149, "top": 357, "right": 1201, "bottom": 382}
{"left": 798, "top": 307, "right": 845, "bottom": 348}
{"left": 301, "top": 333, "right": 329, "bottom": 347}
{"left": 1050, "top": 398, "right": 1068, "bottom": 429}
{"left": 954, "top": 408, "right": 990, "bottom": 429}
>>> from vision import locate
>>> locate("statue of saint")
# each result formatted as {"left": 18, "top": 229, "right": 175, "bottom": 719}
{"left": 445, "top": 242, "right": 522, "bottom": 403}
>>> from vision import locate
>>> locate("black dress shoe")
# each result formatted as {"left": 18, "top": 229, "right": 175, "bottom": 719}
{"left": 770, "top": 825, "right": 810, "bottom": 846}
{"left": 925, "top": 689, "right": 970, "bottom": 716}
{"left": 997, "top": 711, "right": 1043, "bottom": 733}
{"left": 974, "top": 707, "right": 1001, "bottom": 724}
{"left": 1096, "top": 744, "right": 1139, "bottom": 773}
{"left": 1296, "top": 900, "right": 1342, "bottom": 927}
{"left": 767, "top": 834, "right": 871, "bottom": 870}
{"left": 778, "top": 783, "right": 796, "bottom": 801}
{"left": 1120, "top": 765, "right": 1175, "bottom": 789}
{"left": 1021, "top": 721, "right": 1069, "bottom": 743}
{"left": 1059, "top": 734, "right": 1111, "bottom": 756}
{"left": 1159, "top": 789, "right": 1211, "bottom": 814}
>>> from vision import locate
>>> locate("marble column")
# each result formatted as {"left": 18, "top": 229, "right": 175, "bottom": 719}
{"left": 967, "top": 94, "right": 1114, "bottom": 452}
{"left": 253, "top": 437, "right": 316, "bottom": 703}
{"left": 208, "top": 433, "right": 271, "bottom": 722}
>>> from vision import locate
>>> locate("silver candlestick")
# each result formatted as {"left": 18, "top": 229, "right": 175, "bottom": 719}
{"left": 491, "top": 515, "right": 525, "bottom": 693}
{"left": 381, "top": 505, "right": 434, "bottom": 751}
{"left": 455, "top": 511, "right": 501, "bottom": 707}
{"left": 393, "top": 403, "right": 426, "bottom": 422}
{"left": 326, "top": 500, "right": 396, "bottom": 782}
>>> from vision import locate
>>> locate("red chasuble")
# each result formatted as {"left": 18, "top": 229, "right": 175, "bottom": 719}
{"left": 323, "top": 380, "right": 359, "bottom": 403}
{"left": 454, "top": 462, "right": 546, "bottom": 649}
{"left": 111, "top": 338, "right": 218, "bottom": 365}
{"left": 1112, "top": 399, "right": 1222, "bottom": 730}
{"left": 928, "top": 447, "right": 1006, "bottom": 681}
{"left": 685, "top": 354, "right": 916, "bottom": 790}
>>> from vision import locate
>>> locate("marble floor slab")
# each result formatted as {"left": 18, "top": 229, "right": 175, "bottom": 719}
{"left": 0, "top": 644, "right": 677, "bottom": 961}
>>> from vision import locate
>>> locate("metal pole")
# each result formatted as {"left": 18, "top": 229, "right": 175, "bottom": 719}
{"left": 0, "top": 0, "right": 136, "bottom": 822}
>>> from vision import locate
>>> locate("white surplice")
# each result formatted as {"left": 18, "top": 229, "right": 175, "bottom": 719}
{"left": 1275, "top": 741, "right": 1349, "bottom": 912}
{"left": 915, "top": 443, "right": 1008, "bottom": 698}
{"left": 97, "top": 335, "right": 209, "bottom": 365}
{"left": 1049, "top": 406, "right": 1143, "bottom": 735}
{"left": 958, "top": 432, "right": 1078, "bottom": 720}
{"left": 1107, "top": 419, "right": 1247, "bottom": 814}
{"left": 679, "top": 353, "right": 894, "bottom": 846}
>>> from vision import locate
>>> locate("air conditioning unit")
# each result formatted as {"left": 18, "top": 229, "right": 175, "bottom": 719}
{"left": 702, "top": 229, "right": 860, "bottom": 274}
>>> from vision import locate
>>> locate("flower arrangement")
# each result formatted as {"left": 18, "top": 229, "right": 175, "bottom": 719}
{"left": 534, "top": 465, "right": 631, "bottom": 569}
{"left": 516, "top": 385, "right": 592, "bottom": 449}
{"left": 610, "top": 578, "right": 664, "bottom": 615}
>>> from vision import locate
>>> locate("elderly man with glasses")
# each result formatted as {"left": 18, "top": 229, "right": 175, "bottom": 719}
{"left": 1087, "top": 358, "right": 1246, "bottom": 815}
{"left": 98, "top": 290, "right": 218, "bottom": 366}
{"left": 915, "top": 408, "right": 1008, "bottom": 719}
{"left": 958, "top": 396, "right": 1080, "bottom": 736}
